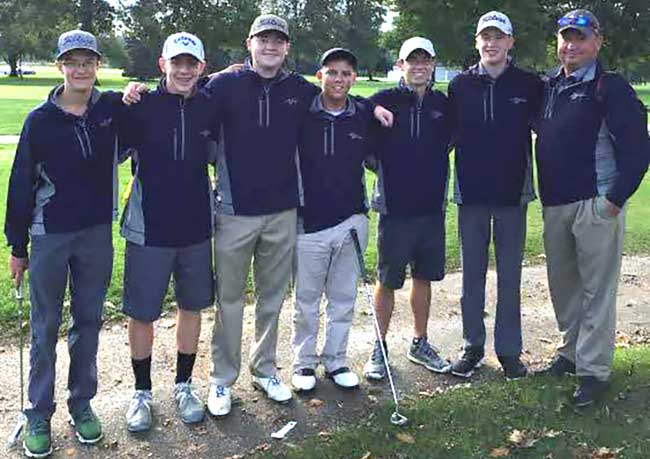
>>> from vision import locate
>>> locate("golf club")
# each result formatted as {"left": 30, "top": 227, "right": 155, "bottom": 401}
{"left": 6, "top": 281, "right": 26, "bottom": 450}
{"left": 349, "top": 228, "right": 408, "bottom": 427}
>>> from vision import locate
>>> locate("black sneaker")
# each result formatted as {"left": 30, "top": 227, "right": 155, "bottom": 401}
{"left": 498, "top": 356, "right": 528, "bottom": 381}
{"left": 450, "top": 348, "right": 485, "bottom": 378}
{"left": 573, "top": 376, "right": 610, "bottom": 407}
{"left": 407, "top": 337, "right": 451, "bottom": 373}
{"left": 536, "top": 354, "right": 576, "bottom": 377}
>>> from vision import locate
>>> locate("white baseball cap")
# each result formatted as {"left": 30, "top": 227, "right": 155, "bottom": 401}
{"left": 162, "top": 32, "right": 205, "bottom": 62}
{"left": 399, "top": 37, "right": 436, "bottom": 61}
{"left": 476, "top": 11, "right": 513, "bottom": 36}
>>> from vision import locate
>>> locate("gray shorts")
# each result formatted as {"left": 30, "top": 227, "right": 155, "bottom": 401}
{"left": 122, "top": 239, "right": 214, "bottom": 322}
{"left": 377, "top": 213, "right": 446, "bottom": 289}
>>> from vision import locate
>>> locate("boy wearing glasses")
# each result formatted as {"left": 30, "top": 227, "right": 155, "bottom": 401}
{"left": 447, "top": 11, "right": 542, "bottom": 381}
{"left": 536, "top": 10, "right": 650, "bottom": 406}
{"left": 119, "top": 32, "right": 217, "bottom": 432}
{"left": 363, "top": 37, "right": 452, "bottom": 381}
{"left": 5, "top": 30, "right": 121, "bottom": 457}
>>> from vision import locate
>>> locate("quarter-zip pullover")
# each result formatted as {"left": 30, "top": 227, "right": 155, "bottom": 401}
{"left": 298, "top": 95, "right": 375, "bottom": 233}
{"left": 449, "top": 63, "right": 542, "bottom": 205}
{"left": 5, "top": 86, "right": 122, "bottom": 257}
{"left": 370, "top": 83, "right": 452, "bottom": 216}
{"left": 536, "top": 60, "right": 650, "bottom": 208}
{"left": 205, "top": 66, "right": 319, "bottom": 216}
{"left": 120, "top": 79, "right": 218, "bottom": 247}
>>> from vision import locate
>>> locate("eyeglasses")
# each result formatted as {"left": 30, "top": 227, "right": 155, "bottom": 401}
{"left": 557, "top": 15, "right": 597, "bottom": 31}
{"left": 61, "top": 60, "right": 98, "bottom": 70}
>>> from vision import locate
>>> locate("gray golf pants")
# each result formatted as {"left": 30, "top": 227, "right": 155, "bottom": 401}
{"left": 26, "top": 224, "right": 112, "bottom": 421}
{"left": 210, "top": 209, "right": 296, "bottom": 387}
{"left": 458, "top": 204, "right": 527, "bottom": 357}
{"left": 543, "top": 197, "right": 625, "bottom": 381}
{"left": 292, "top": 214, "right": 369, "bottom": 372}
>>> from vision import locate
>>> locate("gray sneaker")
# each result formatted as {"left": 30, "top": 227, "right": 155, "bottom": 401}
{"left": 407, "top": 337, "right": 451, "bottom": 373}
{"left": 363, "top": 340, "right": 388, "bottom": 381}
{"left": 174, "top": 381, "right": 205, "bottom": 424}
{"left": 126, "top": 390, "right": 152, "bottom": 432}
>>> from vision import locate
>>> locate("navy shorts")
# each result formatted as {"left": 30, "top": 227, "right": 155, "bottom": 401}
{"left": 122, "top": 239, "right": 214, "bottom": 322}
{"left": 377, "top": 213, "right": 446, "bottom": 289}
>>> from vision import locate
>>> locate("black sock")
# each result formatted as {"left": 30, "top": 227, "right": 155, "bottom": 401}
{"left": 132, "top": 356, "right": 152, "bottom": 391}
{"left": 175, "top": 352, "right": 197, "bottom": 384}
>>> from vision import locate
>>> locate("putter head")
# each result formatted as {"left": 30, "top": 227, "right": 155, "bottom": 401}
{"left": 390, "top": 411, "right": 408, "bottom": 426}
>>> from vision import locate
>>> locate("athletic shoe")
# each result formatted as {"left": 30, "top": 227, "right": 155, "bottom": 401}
{"left": 407, "top": 337, "right": 451, "bottom": 373}
{"left": 499, "top": 356, "right": 529, "bottom": 381}
{"left": 174, "top": 381, "right": 205, "bottom": 424}
{"left": 23, "top": 417, "right": 52, "bottom": 458}
{"left": 207, "top": 384, "right": 231, "bottom": 417}
{"left": 363, "top": 340, "right": 388, "bottom": 381}
{"left": 573, "top": 376, "right": 610, "bottom": 407}
{"left": 291, "top": 368, "right": 316, "bottom": 392}
{"left": 537, "top": 354, "right": 576, "bottom": 377}
{"left": 68, "top": 404, "right": 103, "bottom": 444}
{"left": 252, "top": 375, "right": 292, "bottom": 403}
{"left": 125, "top": 390, "right": 153, "bottom": 432}
{"left": 325, "top": 367, "right": 360, "bottom": 388}
{"left": 450, "top": 348, "right": 485, "bottom": 378}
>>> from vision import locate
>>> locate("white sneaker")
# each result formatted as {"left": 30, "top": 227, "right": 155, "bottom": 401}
{"left": 207, "top": 384, "right": 231, "bottom": 417}
{"left": 326, "top": 367, "right": 359, "bottom": 388}
{"left": 291, "top": 368, "right": 316, "bottom": 392}
{"left": 126, "top": 390, "right": 153, "bottom": 432}
{"left": 252, "top": 375, "right": 292, "bottom": 403}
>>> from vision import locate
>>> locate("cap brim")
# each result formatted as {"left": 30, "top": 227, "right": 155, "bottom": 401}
{"left": 163, "top": 51, "right": 205, "bottom": 63}
{"left": 401, "top": 48, "right": 435, "bottom": 60}
{"left": 476, "top": 24, "right": 512, "bottom": 36}
{"left": 558, "top": 25, "right": 595, "bottom": 36}
{"left": 250, "top": 28, "right": 290, "bottom": 40}
{"left": 57, "top": 47, "right": 102, "bottom": 60}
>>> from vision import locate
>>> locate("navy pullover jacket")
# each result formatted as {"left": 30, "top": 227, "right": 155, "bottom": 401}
{"left": 120, "top": 79, "right": 217, "bottom": 248}
{"left": 205, "top": 66, "right": 318, "bottom": 216}
{"left": 449, "top": 63, "right": 542, "bottom": 206}
{"left": 5, "top": 86, "right": 122, "bottom": 257}
{"left": 298, "top": 95, "right": 375, "bottom": 233}
{"left": 370, "top": 83, "right": 452, "bottom": 216}
{"left": 536, "top": 60, "right": 650, "bottom": 208}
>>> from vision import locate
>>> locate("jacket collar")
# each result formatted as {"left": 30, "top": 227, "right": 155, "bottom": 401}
{"left": 48, "top": 84, "right": 101, "bottom": 115}
{"left": 309, "top": 93, "right": 357, "bottom": 119}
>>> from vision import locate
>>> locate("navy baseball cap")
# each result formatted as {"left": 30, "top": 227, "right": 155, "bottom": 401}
{"left": 557, "top": 9, "right": 600, "bottom": 36}
{"left": 320, "top": 48, "right": 358, "bottom": 69}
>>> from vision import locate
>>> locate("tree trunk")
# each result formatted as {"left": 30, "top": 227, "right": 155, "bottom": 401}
{"left": 7, "top": 54, "right": 20, "bottom": 77}
{"left": 80, "top": 0, "right": 95, "bottom": 34}
{"left": 367, "top": 68, "right": 375, "bottom": 81}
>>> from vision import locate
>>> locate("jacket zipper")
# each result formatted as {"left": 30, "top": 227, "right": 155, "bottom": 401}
{"left": 75, "top": 120, "right": 92, "bottom": 158}
{"left": 180, "top": 99, "right": 186, "bottom": 160}
{"left": 173, "top": 128, "right": 178, "bottom": 160}
{"left": 259, "top": 85, "right": 271, "bottom": 127}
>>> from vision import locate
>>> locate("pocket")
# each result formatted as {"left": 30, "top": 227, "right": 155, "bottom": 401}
{"left": 593, "top": 196, "right": 615, "bottom": 221}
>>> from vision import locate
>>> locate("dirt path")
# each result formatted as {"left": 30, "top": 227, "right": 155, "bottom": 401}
{"left": 1, "top": 257, "right": 649, "bottom": 458}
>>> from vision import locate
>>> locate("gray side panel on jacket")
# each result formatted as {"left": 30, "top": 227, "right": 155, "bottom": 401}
{"left": 31, "top": 164, "right": 56, "bottom": 236}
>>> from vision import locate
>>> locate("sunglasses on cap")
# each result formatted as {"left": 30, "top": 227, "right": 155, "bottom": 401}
{"left": 557, "top": 15, "right": 597, "bottom": 30}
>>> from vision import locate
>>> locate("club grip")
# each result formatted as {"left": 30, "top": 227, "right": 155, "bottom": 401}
{"left": 349, "top": 228, "right": 368, "bottom": 283}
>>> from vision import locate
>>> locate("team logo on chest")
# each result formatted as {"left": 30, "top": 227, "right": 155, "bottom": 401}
{"left": 510, "top": 97, "right": 527, "bottom": 104}
{"left": 200, "top": 129, "right": 211, "bottom": 138}
{"left": 99, "top": 117, "right": 112, "bottom": 128}
{"left": 348, "top": 132, "right": 363, "bottom": 140}
{"left": 430, "top": 110, "right": 444, "bottom": 119}
{"left": 569, "top": 92, "right": 589, "bottom": 101}
{"left": 284, "top": 97, "right": 299, "bottom": 106}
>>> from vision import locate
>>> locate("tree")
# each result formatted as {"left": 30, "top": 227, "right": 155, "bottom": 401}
{"left": 340, "top": 0, "right": 385, "bottom": 79}
{"left": 121, "top": 0, "right": 259, "bottom": 78}
{"left": 0, "top": 0, "right": 73, "bottom": 76}
{"left": 389, "top": 0, "right": 548, "bottom": 71}
{"left": 76, "top": 0, "right": 114, "bottom": 35}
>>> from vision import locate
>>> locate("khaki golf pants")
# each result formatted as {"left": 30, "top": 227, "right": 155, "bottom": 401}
{"left": 210, "top": 209, "right": 296, "bottom": 387}
{"left": 543, "top": 197, "right": 625, "bottom": 381}
{"left": 292, "top": 214, "right": 369, "bottom": 372}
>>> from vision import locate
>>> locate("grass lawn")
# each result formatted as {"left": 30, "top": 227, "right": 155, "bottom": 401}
{"left": 257, "top": 345, "right": 650, "bottom": 459}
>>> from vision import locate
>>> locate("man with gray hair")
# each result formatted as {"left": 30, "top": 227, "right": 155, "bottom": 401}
{"left": 535, "top": 9, "right": 650, "bottom": 406}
